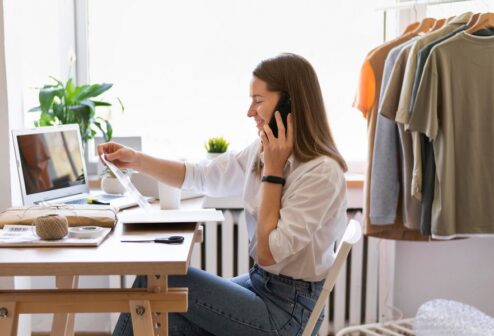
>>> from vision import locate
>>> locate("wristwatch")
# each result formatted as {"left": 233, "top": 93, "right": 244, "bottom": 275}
{"left": 261, "top": 175, "right": 286, "bottom": 186}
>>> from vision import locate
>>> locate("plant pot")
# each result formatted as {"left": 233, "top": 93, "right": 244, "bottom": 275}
{"left": 101, "top": 175, "right": 126, "bottom": 194}
{"left": 206, "top": 153, "right": 223, "bottom": 160}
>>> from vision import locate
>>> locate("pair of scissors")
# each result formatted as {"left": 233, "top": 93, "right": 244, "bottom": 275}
{"left": 121, "top": 236, "right": 184, "bottom": 244}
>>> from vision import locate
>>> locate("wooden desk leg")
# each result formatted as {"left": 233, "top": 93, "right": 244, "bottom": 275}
{"left": 51, "top": 275, "right": 79, "bottom": 336}
{"left": 148, "top": 274, "right": 169, "bottom": 336}
{"left": 130, "top": 300, "right": 155, "bottom": 335}
{"left": 0, "top": 302, "right": 18, "bottom": 336}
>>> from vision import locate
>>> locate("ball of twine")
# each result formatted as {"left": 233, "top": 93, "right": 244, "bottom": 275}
{"left": 34, "top": 214, "right": 69, "bottom": 240}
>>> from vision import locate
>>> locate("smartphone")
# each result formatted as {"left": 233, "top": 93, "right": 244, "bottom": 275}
{"left": 268, "top": 91, "right": 291, "bottom": 138}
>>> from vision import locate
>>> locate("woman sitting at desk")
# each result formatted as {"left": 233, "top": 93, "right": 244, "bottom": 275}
{"left": 99, "top": 53, "right": 348, "bottom": 336}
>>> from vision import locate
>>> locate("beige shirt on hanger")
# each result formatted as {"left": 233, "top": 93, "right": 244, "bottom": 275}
{"left": 394, "top": 12, "right": 473, "bottom": 200}
{"left": 409, "top": 32, "right": 494, "bottom": 238}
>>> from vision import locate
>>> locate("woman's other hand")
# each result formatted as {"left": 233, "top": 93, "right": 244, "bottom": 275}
{"left": 97, "top": 142, "right": 140, "bottom": 170}
{"left": 260, "top": 112, "right": 293, "bottom": 176}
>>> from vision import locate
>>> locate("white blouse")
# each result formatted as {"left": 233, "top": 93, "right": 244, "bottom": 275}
{"left": 182, "top": 139, "right": 347, "bottom": 281}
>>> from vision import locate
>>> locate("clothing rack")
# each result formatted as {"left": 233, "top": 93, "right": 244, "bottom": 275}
{"left": 376, "top": 0, "right": 470, "bottom": 11}
{"left": 352, "top": 3, "right": 494, "bottom": 326}
{"left": 377, "top": 0, "right": 472, "bottom": 42}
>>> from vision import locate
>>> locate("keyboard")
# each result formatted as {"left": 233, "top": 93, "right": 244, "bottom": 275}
{"left": 65, "top": 194, "right": 125, "bottom": 205}
{"left": 65, "top": 198, "right": 89, "bottom": 205}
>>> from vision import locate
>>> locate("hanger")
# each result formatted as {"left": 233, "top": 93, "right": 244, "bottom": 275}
{"left": 466, "top": 13, "right": 481, "bottom": 29}
{"left": 430, "top": 18, "right": 446, "bottom": 31}
{"left": 403, "top": 22, "right": 420, "bottom": 34}
{"left": 448, "top": 12, "right": 474, "bottom": 25}
{"left": 466, "top": 12, "right": 494, "bottom": 34}
{"left": 411, "top": 18, "right": 437, "bottom": 34}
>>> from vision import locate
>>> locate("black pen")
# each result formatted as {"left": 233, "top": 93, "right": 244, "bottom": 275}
{"left": 121, "top": 236, "right": 185, "bottom": 244}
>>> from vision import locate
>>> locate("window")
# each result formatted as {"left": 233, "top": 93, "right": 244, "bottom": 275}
{"left": 86, "top": 1, "right": 384, "bottom": 164}
{"left": 9, "top": 0, "right": 75, "bottom": 128}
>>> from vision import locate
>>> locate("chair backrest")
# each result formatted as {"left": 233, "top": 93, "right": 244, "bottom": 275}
{"left": 302, "top": 219, "right": 362, "bottom": 336}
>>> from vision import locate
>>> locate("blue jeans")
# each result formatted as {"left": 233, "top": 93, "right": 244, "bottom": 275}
{"left": 112, "top": 265, "right": 324, "bottom": 336}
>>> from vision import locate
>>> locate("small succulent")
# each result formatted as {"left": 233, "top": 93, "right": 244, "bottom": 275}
{"left": 100, "top": 166, "right": 129, "bottom": 178}
{"left": 204, "top": 137, "right": 229, "bottom": 153}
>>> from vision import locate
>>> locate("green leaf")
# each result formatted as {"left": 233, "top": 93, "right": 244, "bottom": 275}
{"left": 94, "top": 121, "right": 104, "bottom": 140}
{"left": 39, "top": 86, "right": 63, "bottom": 114}
{"left": 92, "top": 101, "right": 112, "bottom": 107}
{"left": 74, "top": 84, "right": 91, "bottom": 101}
{"left": 79, "top": 99, "right": 96, "bottom": 118}
{"left": 105, "top": 120, "right": 113, "bottom": 141}
{"left": 116, "top": 97, "right": 125, "bottom": 113}
{"left": 41, "top": 84, "right": 58, "bottom": 89}
{"left": 88, "top": 83, "right": 113, "bottom": 97}
{"left": 68, "top": 105, "right": 90, "bottom": 129}
{"left": 65, "top": 78, "right": 77, "bottom": 104}
{"left": 76, "top": 83, "right": 113, "bottom": 100}
{"left": 48, "top": 76, "right": 63, "bottom": 86}
{"left": 95, "top": 117, "right": 113, "bottom": 141}
{"left": 73, "top": 85, "right": 86, "bottom": 101}
{"left": 28, "top": 106, "right": 41, "bottom": 112}
{"left": 52, "top": 102, "right": 65, "bottom": 122}
{"left": 38, "top": 112, "right": 55, "bottom": 126}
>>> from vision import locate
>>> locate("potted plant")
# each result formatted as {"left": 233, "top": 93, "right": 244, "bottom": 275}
{"left": 99, "top": 167, "right": 131, "bottom": 195}
{"left": 29, "top": 76, "right": 122, "bottom": 145}
{"left": 204, "top": 136, "right": 229, "bottom": 160}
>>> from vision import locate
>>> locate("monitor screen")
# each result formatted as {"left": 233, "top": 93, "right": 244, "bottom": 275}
{"left": 17, "top": 129, "right": 86, "bottom": 195}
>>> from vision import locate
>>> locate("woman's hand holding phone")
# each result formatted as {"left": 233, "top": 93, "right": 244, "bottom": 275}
{"left": 97, "top": 142, "right": 140, "bottom": 170}
{"left": 260, "top": 111, "right": 293, "bottom": 176}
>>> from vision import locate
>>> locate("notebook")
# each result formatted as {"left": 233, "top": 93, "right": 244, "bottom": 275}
{"left": 119, "top": 209, "right": 225, "bottom": 224}
{"left": 0, "top": 225, "right": 111, "bottom": 247}
{"left": 11, "top": 124, "right": 141, "bottom": 210}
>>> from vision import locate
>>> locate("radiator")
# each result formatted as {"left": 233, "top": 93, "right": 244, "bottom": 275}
{"left": 191, "top": 210, "right": 387, "bottom": 335}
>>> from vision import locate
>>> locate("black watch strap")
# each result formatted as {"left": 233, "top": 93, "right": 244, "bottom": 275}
{"left": 261, "top": 175, "right": 286, "bottom": 186}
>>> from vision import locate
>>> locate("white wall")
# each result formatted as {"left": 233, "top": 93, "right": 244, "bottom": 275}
{"left": 0, "top": 0, "right": 30, "bottom": 334}
{"left": 3, "top": 0, "right": 23, "bottom": 206}
{"left": 394, "top": 238, "right": 494, "bottom": 318}
{"left": 0, "top": 0, "right": 12, "bottom": 210}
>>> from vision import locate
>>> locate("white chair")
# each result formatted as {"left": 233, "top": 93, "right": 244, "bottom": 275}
{"left": 302, "top": 219, "right": 363, "bottom": 336}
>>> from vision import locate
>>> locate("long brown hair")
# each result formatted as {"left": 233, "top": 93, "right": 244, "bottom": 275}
{"left": 253, "top": 53, "right": 347, "bottom": 172}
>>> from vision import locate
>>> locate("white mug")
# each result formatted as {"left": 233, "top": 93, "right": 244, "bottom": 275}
{"left": 158, "top": 183, "right": 181, "bottom": 209}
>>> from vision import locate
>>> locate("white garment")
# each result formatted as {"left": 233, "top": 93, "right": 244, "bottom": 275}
{"left": 182, "top": 139, "right": 347, "bottom": 281}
